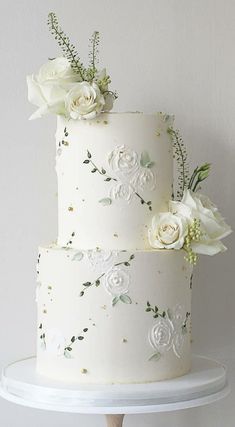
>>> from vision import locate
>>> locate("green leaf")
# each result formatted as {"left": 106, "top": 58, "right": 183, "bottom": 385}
{"left": 146, "top": 161, "right": 155, "bottom": 168}
{"left": 80, "top": 291, "right": 84, "bottom": 297}
{"left": 95, "top": 279, "right": 101, "bottom": 286}
{"left": 83, "top": 328, "right": 88, "bottom": 333}
{"left": 120, "top": 294, "right": 132, "bottom": 304}
{"left": 78, "top": 336, "right": 84, "bottom": 340}
{"left": 112, "top": 296, "right": 119, "bottom": 306}
{"left": 87, "top": 150, "right": 92, "bottom": 158}
{"left": 130, "top": 254, "right": 135, "bottom": 260}
{"left": 101, "top": 168, "right": 106, "bottom": 174}
{"left": 67, "top": 347, "right": 72, "bottom": 351}
{"left": 147, "top": 301, "right": 150, "bottom": 307}
{"left": 71, "top": 336, "right": 76, "bottom": 343}
{"left": 99, "top": 198, "right": 112, "bottom": 206}
{"left": 148, "top": 352, "right": 161, "bottom": 362}
{"left": 64, "top": 349, "right": 72, "bottom": 359}
{"left": 167, "top": 308, "right": 173, "bottom": 320}
{"left": 72, "top": 251, "right": 84, "bottom": 261}
{"left": 105, "top": 177, "right": 111, "bottom": 182}
{"left": 124, "top": 262, "right": 130, "bottom": 266}
{"left": 83, "top": 159, "right": 90, "bottom": 164}
{"left": 145, "top": 307, "right": 152, "bottom": 312}
{"left": 140, "top": 151, "right": 151, "bottom": 167}
{"left": 83, "top": 282, "right": 92, "bottom": 287}
{"left": 91, "top": 168, "right": 97, "bottom": 173}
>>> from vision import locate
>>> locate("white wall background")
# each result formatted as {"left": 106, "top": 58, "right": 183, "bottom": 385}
{"left": 0, "top": 0, "right": 234, "bottom": 425}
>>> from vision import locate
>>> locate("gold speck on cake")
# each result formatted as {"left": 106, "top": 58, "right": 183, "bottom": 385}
{"left": 62, "top": 140, "right": 69, "bottom": 146}
{"left": 156, "top": 130, "right": 161, "bottom": 137}
{"left": 68, "top": 206, "right": 74, "bottom": 212}
{"left": 43, "top": 309, "right": 47, "bottom": 314}
{"left": 101, "top": 305, "right": 107, "bottom": 310}
{"left": 122, "top": 338, "right": 128, "bottom": 343}
{"left": 81, "top": 368, "right": 88, "bottom": 374}
{"left": 113, "top": 233, "right": 118, "bottom": 238}
{"left": 103, "top": 120, "right": 108, "bottom": 125}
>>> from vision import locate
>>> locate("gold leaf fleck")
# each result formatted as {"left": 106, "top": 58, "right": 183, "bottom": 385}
{"left": 81, "top": 368, "right": 88, "bottom": 374}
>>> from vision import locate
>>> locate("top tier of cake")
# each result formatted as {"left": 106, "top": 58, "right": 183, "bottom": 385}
{"left": 56, "top": 112, "right": 173, "bottom": 250}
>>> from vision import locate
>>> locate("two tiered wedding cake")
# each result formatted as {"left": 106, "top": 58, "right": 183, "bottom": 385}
{"left": 28, "top": 13, "right": 231, "bottom": 384}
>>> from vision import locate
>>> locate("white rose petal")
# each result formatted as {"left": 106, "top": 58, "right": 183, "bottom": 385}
{"left": 148, "top": 212, "right": 188, "bottom": 250}
{"left": 65, "top": 81, "right": 105, "bottom": 120}
{"left": 27, "top": 57, "right": 79, "bottom": 120}
{"left": 170, "top": 189, "right": 232, "bottom": 255}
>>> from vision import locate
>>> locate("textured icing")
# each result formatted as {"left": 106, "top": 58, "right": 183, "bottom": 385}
{"left": 36, "top": 245, "right": 192, "bottom": 383}
{"left": 56, "top": 112, "right": 173, "bottom": 250}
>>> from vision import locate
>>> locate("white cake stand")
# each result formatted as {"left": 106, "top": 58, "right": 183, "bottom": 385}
{"left": 0, "top": 355, "right": 229, "bottom": 427}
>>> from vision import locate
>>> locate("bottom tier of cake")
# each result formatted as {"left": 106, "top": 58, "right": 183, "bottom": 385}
{"left": 36, "top": 245, "right": 192, "bottom": 384}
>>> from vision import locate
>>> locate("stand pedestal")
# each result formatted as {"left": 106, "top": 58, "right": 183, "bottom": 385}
{"left": 106, "top": 415, "right": 124, "bottom": 427}
{"left": 0, "top": 355, "right": 229, "bottom": 426}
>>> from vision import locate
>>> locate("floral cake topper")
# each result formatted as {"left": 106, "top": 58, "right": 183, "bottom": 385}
{"left": 148, "top": 127, "right": 232, "bottom": 264}
{"left": 27, "top": 13, "right": 117, "bottom": 120}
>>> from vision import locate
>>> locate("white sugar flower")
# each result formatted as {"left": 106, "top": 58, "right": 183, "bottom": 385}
{"left": 148, "top": 212, "right": 188, "bottom": 250}
{"left": 65, "top": 81, "right": 105, "bottom": 120}
{"left": 108, "top": 145, "right": 139, "bottom": 176}
{"left": 104, "top": 266, "right": 130, "bottom": 297}
{"left": 110, "top": 182, "right": 135, "bottom": 203}
{"left": 170, "top": 189, "right": 232, "bottom": 255}
{"left": 27, "top": 57, "right": 79, "bottom": 119}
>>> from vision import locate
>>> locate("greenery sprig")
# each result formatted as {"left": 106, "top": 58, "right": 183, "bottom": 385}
{"left": 47, "top": 12, "right": 117, "bottom": 101}
{"left": 145, "top": 302, "right": 167, "bottom": 318}
{"left": 168, "top": 127, "right": 190, "bottom": 200}
{"left": 64, "top": 327, "right": 88, "bottom": 357}
{"left": 47, "top": 12, "right": 86, "bottom": 80}
{"left": 83, "top": 150, "right": 117, "bottom": 182}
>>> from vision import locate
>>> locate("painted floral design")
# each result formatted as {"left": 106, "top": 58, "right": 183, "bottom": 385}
{"left": 38, "top": 323, "right": 89, "bottom": 359}
{"left": 149, "top": 317, "right": 173, "bottom": 355}
{"left": 110, "top": 182, "right": 135, "bottom": 203}
{"left": 80, "top": 253, "right": 135, "bottom": 305}
{"left": 104, "top": 266, "right": 130, "bottom": 297}
{"left": 83, "top": 145, "right": 156, "bottom": 211}
{"left": 108, "top": 145, "right": 139, "bottom": 176}
{"left": 146, "top": 302, "right": 191, "bottom": 360}
{"left": 87, "top": 248, "right": 117, "bottom": 272}
{"left": 131, "top": 167, "right": 156, "bottom": 192}
{"left": 44, "top": 328, "right": 66, "bottom": 356}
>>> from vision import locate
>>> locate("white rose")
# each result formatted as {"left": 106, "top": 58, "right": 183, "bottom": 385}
{"left": 170, "top": 189, "right": 232, "bottom": 255}
{"left": 110, "top": 182, "right": 135, "bottom": 203}
{"left": 65, "top": 81, "right": 105, "bottom": 120}
{"left": 46, "top": 329, "right": 66, "bottom": 356}
{"left": 149, "top": 318, "right": 173, "bottom": 353}
{"left": 104, "top": 266, "right": 130, "bottom": 297}
{"left": 27, "top": 57, "right": 78, "bottom": 120}
{"left": 131, "top": 167, "right": 156, "bottom": 192}
{"left": 148, "top": 212, "right": 188, "bottom": 250}
{"left": 108, "top": 145, "right": 139, "bottom": 176}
